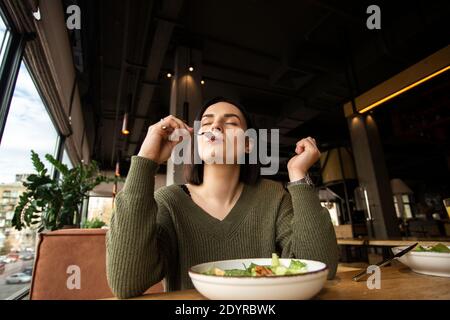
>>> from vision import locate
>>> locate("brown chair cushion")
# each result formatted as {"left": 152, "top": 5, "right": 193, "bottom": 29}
{"left": 30, "top": 228, "right": 163, "bottom": 300}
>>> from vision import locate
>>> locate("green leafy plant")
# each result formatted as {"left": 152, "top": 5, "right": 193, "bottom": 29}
{"left": 12, "top": 150, "right": 117, "bottom": 232}
{"left": 81, "top": 217, "right": 107, "bottom": 229}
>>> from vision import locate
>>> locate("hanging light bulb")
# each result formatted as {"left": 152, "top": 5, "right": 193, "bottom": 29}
{"left": 166, "top": 72, "right": 172, "bottom": 78}
{"left": 201, "top": 79, "right": 205, "bottom": 85}
{"left": 188, "top": 47, "right": 195, "bottom": 72}
{"left": 121, "top": 112, "right": 130, "bottom": 135}
{"left": 122, "top": 94, "right": 133, "bottom": 135}
{"left": 115, "top": 161, "right": 121, "bottom": 177}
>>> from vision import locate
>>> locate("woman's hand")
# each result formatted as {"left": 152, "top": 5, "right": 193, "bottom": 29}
{"left": 287, "top": 137, "right": 321, "bottom": 182}
{"left": 138, "top": 115, "right": 193, "bottom": 164}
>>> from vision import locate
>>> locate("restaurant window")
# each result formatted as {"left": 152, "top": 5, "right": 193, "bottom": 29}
{"left": 393, "top": 197, "right": 401, "bottom": 218}
{"left": 401, "top": 195, "right": 413, "bottom": 219}
{"left": 393, "top": 195, "right": 414, "bottom": 220}
{"left": 0, "top": 61, "right": 60, "bottom": 299}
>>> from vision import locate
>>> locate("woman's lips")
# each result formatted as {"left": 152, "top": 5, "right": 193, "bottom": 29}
{"left": 202, "top": 132, "right": 223, "bottom": 143}
{"left": 207, "top": 136, "right": 223, "bottom": 143}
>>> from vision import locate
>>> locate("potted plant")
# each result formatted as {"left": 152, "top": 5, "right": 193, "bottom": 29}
{"left": 81, "top": 217, "right": 107, "bottom": 229}
{"left": 12, "top": 150, "right": 117, "bottom": 232}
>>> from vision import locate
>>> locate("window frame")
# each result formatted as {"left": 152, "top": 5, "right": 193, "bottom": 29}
{"left": 0, "top": 4, "right": 73, "bottom": 300}
{"left": 0, "top": 9, "right": 12, "bottom": 74}
{"left": 0, "top": 3, "right": 76, "bottom": 182}
{"left": 0, "top": 57, "right": 64, "bottom": 300}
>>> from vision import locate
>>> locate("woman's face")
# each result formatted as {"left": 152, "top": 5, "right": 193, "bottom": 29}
{"left": 197, "top": 102, "right": 251, "bottom": 164}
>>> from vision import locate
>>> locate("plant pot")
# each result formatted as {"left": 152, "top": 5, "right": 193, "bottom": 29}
{"left": 62, "top": 225, "right": 79, "bottom": 230}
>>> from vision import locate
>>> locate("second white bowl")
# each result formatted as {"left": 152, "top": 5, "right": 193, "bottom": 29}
{"left": 392, "top": 245, "right": 450, "bottom": 277}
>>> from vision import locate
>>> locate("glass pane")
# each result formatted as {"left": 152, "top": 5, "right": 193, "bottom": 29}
{"left": 0, "top": 12, "right": 11, "bottom": 72}
{"left": 87, "top": 197, "right": 114, "bottom": 226}
{"left": 0, "top": 62, "right": 59, "bottom": 299}
{"left": 402, "top": 194, "right": 410, "bottom": 203}
{"left": 404, "top": 204, "right": 413, "bottom": 218}
{"left": 0, "top": 63, "right": 59, "bottom": 182}
{"left": 61, "top": 148, "right": 73, "bottom": 170}
{"left": 394, "top": 202, "right": 401, "bottom": 218}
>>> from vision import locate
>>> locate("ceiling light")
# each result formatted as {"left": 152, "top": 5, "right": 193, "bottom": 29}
{"left": 359, "top": 65, "right": 450, "bottom": 114}
{"left": 121, "top": 112, "right": 130, "bottom": 135}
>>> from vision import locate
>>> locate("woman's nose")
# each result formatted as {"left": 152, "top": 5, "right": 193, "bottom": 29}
{"left": 211, "top": 123, "right": 222, "bottom": 132}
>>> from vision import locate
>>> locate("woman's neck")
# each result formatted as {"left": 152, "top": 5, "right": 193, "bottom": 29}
{"left": 198, "top": 164, "right": 242, "bottom": 204}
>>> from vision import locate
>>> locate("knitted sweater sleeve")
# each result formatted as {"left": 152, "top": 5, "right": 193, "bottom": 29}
{"left": 106, "top": 156, "right": 175, "bottom": 299}
{"left": 275, "top": 183, "right": 339, "bottom": 279}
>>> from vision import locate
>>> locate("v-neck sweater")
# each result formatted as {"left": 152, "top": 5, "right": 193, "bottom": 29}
{"left": 106, "top": 156, "right": 339, "bottom": 299}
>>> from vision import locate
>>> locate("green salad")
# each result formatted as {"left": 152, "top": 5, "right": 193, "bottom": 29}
{"left": 413, "top": 243, "right": 450, "bottom": 253}
{"left": 202, "top": 253, "right": 308, "bottom": 277}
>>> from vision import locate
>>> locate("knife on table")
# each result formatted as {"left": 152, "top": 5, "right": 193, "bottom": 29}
{"left": 352, "top": 242, "right": 418, "bottom": 282}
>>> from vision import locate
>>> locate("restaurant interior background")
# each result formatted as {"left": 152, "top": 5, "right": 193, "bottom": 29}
{"left": 0, "top": 0, "right": 449, "bottom": 299}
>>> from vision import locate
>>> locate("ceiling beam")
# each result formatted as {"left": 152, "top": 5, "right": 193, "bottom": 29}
{"left": 343, "top": 44, "right": 450, "bottom": 116}
{"left": 305, "top": 0, "right": 359, "bottom": 24}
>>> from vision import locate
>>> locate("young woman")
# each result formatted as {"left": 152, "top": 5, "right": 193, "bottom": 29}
{"left": 106, "top": 97, "right": 338, "bottom": 299}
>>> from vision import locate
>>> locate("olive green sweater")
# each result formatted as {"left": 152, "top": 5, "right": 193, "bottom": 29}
{"left": 106, "top": 156, "right": 338, "bottom": 299}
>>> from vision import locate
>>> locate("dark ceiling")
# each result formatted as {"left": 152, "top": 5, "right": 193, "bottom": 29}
{"left": 65, "top": 0, "right": 450, "bottom": 178}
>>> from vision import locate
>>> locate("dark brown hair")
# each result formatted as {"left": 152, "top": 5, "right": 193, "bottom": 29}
{"left": 184, "top": 97, "right": 261, "bottom": 185}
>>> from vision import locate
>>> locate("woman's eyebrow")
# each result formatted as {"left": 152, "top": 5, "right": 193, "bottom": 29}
{"left": 224, "top": 114, "right": 241, "bottom": 121}
{"left": 201, "top": 113, "right": 241, "bottom": 121}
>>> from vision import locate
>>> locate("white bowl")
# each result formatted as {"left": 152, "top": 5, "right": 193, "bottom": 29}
{"left": 188, "top": 258, "right": 328, "bottom": 300}
{"left": 392, "top": 246, "right": 450, "bottom": 277}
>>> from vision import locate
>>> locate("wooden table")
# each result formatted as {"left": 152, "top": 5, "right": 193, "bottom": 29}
{"left": 106, "top": 263, "right": 450, "bottom": 300}
{"left": 318, "top": 263, "right": 450, "bottom": 300}
{"left": 367, "top": 239, "right": 450, "bottom": 247}
{"left": 337, "top": 238, "right": 450, "bottom": 261}
{"left": 337, "top": 239, "right": 366, "bottom": 246}
{"left": 337, "top": 238, "right": 450, "bottom": 247}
